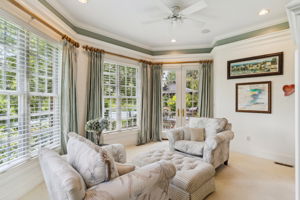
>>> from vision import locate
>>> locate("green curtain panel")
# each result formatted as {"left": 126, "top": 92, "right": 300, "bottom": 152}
{"left": 138, "top": 63, "right": 151, "bottom": 144}
{"left": 85, "top": 51, "right": 104, "bottom": 142}
{"left": 138, "top": 63, "right": 162, "bottom": 145}
{"left": 61, "top": 40, "right": 79, "bottom": 154}
{"left": 198, "top": 62, "right": 213, "bottom": 117}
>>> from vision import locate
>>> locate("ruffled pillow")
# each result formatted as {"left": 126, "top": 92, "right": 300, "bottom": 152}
{"left": 67, "top": 132, "right": 119, "bottom": 188}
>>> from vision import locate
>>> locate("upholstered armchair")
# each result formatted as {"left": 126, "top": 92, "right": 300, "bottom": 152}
{"left": 167, "top": 117, "right": 234, "bottom": 168}
{"left": 39, "top": 135, "right": 176, "bottom": 200}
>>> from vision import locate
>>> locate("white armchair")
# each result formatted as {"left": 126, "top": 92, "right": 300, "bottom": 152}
{"left": 167, "top": 117, "right": 234, "bottom": 168}
{"left": 39, "top": 138, "right": 176, "bottom": 200}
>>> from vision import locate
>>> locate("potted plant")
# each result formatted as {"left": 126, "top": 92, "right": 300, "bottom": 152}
{"left": 85, "top": 118, "right": 109, "bottom": 145}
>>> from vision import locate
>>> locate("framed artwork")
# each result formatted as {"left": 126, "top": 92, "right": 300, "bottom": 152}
{"left": 227, "top": 52, "right": 283, "bottom": 79}
{"left": 236, "top": 81, "right": 272, "bottom": 114}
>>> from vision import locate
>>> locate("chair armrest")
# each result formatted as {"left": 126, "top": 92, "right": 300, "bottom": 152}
{"left": 115, "top": 162, "right": 136, "bottom": 176}
{"left": 102, "top": 144, "right": 126, "bottom": 163}
{"left": 166, "top": 128, "right": 184, "bottom": 151}
{"left": 84, "top": 161, "right": 176, "bottom": 200}
{"left": 205, "top": 130, "right": 234, "bottom": 150}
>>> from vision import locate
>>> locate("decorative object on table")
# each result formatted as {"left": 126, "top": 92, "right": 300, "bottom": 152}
{"left": 85, "top": 118, "right": 109, "bottom": 145}
{"left": 227, "top": 52, "right": 283, "bottom": 79}
{"left": 282, "top": 84, "right": 295, "bottom": 96}
{"left": 236, "top": 81, "right": 272, "bottom": 113}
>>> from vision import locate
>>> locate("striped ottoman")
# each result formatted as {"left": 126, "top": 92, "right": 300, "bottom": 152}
{"left": 132, "top": 148, "right": 215, "bottom": 200}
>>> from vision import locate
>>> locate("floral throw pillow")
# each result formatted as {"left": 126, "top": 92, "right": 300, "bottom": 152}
{"left": 67, "top": 132, "right": 119, "bottom": 188}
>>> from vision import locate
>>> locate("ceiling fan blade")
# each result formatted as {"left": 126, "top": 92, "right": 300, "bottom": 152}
{"left": 154, "top": 0, "right": 173, "bottom": 15}
{"left": 179, "top": 0, "right": 207, "bottom": 16}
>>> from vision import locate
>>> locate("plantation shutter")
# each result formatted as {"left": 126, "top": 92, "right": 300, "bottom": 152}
{"left": 0, "top": 17, "right": 61, "bottom": 171}
{"left": 103, "top": 62, "right": 138, "bottom": 132}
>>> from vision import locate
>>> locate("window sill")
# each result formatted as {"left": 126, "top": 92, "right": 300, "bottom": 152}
{"left": 104, "top": 128, "right": 138, "bottom": 135}
{"left": 0, "top": 146, "right": 60, "bottom": 174}
{"left": 103, "top": 128, "right": 138, "bottom": 146}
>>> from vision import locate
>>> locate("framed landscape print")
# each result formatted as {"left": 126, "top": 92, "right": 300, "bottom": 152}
{"left": 236, "top": 81, "right": 271, "bottom": 114}
{"left": 228, "top": 52, "right": 283, "bottom": 79}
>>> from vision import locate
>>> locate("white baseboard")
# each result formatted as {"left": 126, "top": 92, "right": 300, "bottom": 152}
{"left": 231, "top": 145, "right": 295, "bottom": 166}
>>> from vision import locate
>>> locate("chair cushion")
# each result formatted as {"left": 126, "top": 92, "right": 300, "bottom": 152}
{"left": 39, "top": 148, "right": 86, "bottom": 200}
{"left": 182, "top": 126, "right": 191, "bottom": 140}
{"left": 174, "top": 140, "right": 205, "bottom": 156}
{"left": 190, "top": 128, "right": 205, "bottom": 141}
{"left": 67, "top": 132, "right": 119, "bottom": 188}
{"left": 189, "top": 117, "right": 228, "bottom": 138}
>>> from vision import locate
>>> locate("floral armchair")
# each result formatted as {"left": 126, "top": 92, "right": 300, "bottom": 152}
{"left": 167, "top": 117, "right": 234, "bottom": 168}
{"left": 39, "top": 134, "right": 176, "bottom": 200}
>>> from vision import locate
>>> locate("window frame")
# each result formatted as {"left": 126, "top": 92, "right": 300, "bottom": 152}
{"left": 0, "top": 14, "right": 61, "bottom": 172}
{"left": 102, "top": 58, "right": 139, "bottom": 133}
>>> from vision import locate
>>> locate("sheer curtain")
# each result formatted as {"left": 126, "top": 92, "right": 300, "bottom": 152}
{"left": 61, "top": 40, "right": 78, "bottom": 153}
{"left": 198, "top": 62, "right": 213, "bottom": 117}
{"left": 138, "top": 63, "right": 162, "bottom": 145}
{"left": 85, "top": 51, "right": 104, "bottom": 142}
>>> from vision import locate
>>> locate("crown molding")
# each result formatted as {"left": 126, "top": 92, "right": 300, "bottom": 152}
{"left": 20, "top": 0, "right": 291, "bottom": 56}
{"left": 211, "top": 29, "right": 292, "bottom": 54}
{"left": 43, "top": 0, "right": 152, "bottom": 50}
{"left": 211, "top": 17, "right": 288, "bottom": 45}
{"left": 212, "top": 22, "right": 289, "bottom": 47}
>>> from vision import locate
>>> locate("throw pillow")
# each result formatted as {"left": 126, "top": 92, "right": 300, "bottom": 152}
{"left": 67, "top": 132, "right": 119, "bottom": 188}
{"left": 182, "top": 126, "right": 192, "bottom": 140}
{"left": 214, "top": 118, "right": 228, "bottom": 132}
{"left": 115, "top": 162, "right": 135, "bottom": 176}
{"left": 189, "top": 117, "right": 228, "bottom": 138}
{"left": 190, "top": 128, "right": 205, "bottom": 141}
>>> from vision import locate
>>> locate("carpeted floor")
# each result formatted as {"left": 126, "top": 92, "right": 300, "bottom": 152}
{"left": 21, "top": 141, "right": 295, "bottom": 200}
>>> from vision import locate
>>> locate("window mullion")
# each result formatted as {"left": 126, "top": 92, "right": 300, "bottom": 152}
{"left": 116, "top": 65, "right": 121, "bottom": 131}
{"left": 14, "top": 29, "right": 24, "bottom": 159}
{"left": 21, "top": 31, "right": 30, "bottom": 158}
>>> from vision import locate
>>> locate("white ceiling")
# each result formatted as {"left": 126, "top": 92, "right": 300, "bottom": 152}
{"left": 46, "top": 0, "right": 290, "bottom": 50}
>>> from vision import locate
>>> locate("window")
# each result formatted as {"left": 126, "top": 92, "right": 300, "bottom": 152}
{"left": 103, "top": 62, "right": 138, "bottom": 132}
{"left": 0, "top": 17, "right": 61, "bottom": 170}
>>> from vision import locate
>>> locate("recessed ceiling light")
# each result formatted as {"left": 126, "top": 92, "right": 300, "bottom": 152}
{"left": 258, "top": 9, "right": 270, "bottom": 16}
{"left": 202, "top": 29, "right": 210, "bottom": 34}
{"left": 78, "top": 0, "right": 88, "bottom": 3}
{"left": 171, "top": 39, "right": 176, "bottom": 43}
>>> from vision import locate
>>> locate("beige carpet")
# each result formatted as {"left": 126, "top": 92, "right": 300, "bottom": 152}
{"left": 21, "top": 142, "right": 295, "bottom": 200}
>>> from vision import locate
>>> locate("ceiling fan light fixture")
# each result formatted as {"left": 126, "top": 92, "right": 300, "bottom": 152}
{"left": 171, "top": 39, "right": 176, "bottom": 43}
{"left": 258, "top": 9, "right": 270, "bottom": 16}
{"left": 78, "top": 0, "right": 88, "bottom": 4}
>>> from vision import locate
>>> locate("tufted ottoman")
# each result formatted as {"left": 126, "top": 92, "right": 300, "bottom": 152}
{"left": 132, "top": 148, "right": 215, "bottom": 200}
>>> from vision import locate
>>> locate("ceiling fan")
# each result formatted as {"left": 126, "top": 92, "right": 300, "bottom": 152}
{"left": 145, "top": 0, "right": 208, "bottom": 27}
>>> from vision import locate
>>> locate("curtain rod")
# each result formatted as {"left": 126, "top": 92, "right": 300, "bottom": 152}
{"left": 83, "top": 45, "right": 151, "bottom": 64}
{"left": 8, "top": 0, "right": 80, "bottom": 48}
{"left": 82, "top": 45, "right": 213, "bottom": 65}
